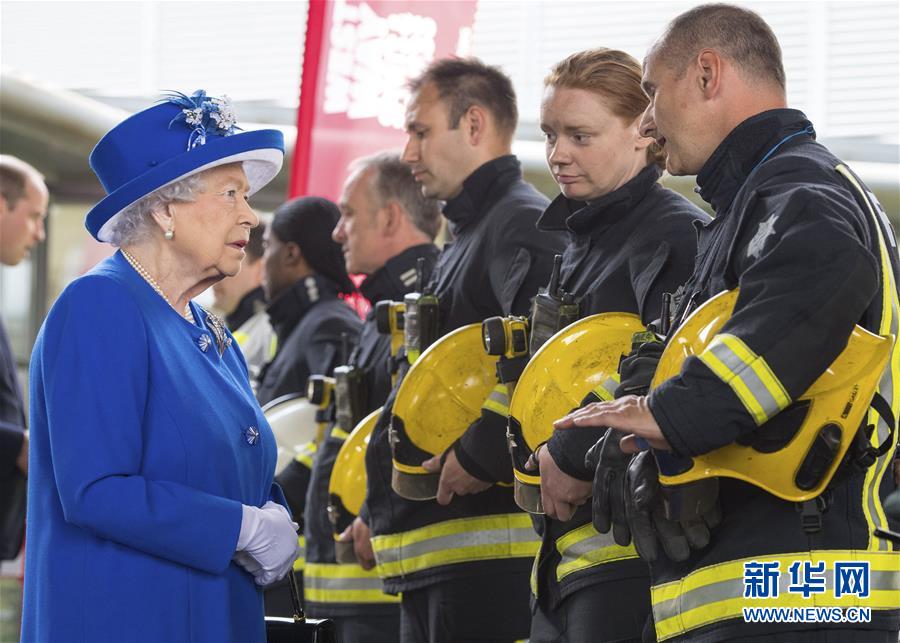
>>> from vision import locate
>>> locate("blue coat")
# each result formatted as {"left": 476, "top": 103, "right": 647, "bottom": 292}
{"left": 22, "top": 252, "right": 282, "bottom": 643}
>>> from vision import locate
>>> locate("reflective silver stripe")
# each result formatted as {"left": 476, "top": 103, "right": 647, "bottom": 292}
{"left": 556, "top": 523, "right": 638, "bottom": 581}
{"left": 375, "top": 527, "right": 538, "bottom": 565}
{"left": 555, "top": 523, "right": 639, "bottom": 581}
{"left": 371, "top": 514, "right": 541, "bottom": 577}
{"left": 483, "top": 384, "right": 509, "bottom": 414}
{"left": 304, "top": 575, "right": 388, "bottom": 591}
{"left": 592, "top": 376, "right": 619, "bottom": 402}
{"left": 700, "top": 334, "right": 789, "bottom": 425}
{"left": 399, "top": 268, "right": 417, "bottom": 287}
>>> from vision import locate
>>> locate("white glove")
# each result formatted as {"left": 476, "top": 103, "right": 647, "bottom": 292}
{"left": 234, "top": 501, "right": 300, "bottom": 586}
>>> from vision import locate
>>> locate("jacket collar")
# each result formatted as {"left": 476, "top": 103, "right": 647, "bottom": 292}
{"left": 696, "top": 108, "right": 815, "bottom": 214}
{"left": 266, "top": 274, "right": 341, "bottom": 334}
{"left": 359, "top": 243, "right": 440, "bottom": 304}
{"left": 537, "top": 164, "right": 663, "bottom": 236}
{"left": 442, "top": 155, "right": 522, "bottom": 231}
{"left": 226, "top": 286, "right": 266, "bottom": 330}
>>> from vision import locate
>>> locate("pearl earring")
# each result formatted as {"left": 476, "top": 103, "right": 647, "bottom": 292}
{"left": 165, "top": 228, "right": 174, "bottom": 240}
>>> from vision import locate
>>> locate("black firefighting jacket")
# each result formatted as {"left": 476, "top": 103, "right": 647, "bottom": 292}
{"left": 535, "top": 164, "right": 709, "bottom": 610}
{"left": 646, "top": 109, "right": 900, "bottom": 641}
{"left": 256, "top": 275, "right": 362, "bottom": 407}
{"left": 303, "top": 244, "right": 439, "bottom": 618}
{"left": 364, "top": 155, "right": 566, "bottom": 594}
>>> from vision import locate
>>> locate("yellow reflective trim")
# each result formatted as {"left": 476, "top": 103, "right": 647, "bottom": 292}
{"left": 303, "top": 563, "right": 400, "bottom": 604}
{"left": 698, "top": 349, "right": 766, "bottom": 423}
{"left": 699, "top": 334, "right": 790, "bottom": 425}
{"left": 372, "top": 513, "right": 540, "bottom": 577}
{"left": 554, "top": 523, "right": 639, "bottom": 581}
{"left": 482, "top": 384, "right": 510, "bottom": 416}
{"left": 652, "top": 550, "right": 900, "bottom": 641}
{"left": 269, "top": 334, "right": 278, "bottom": 360}
{"left": 330, "top": 427, "right": 350, "bottom": 441}
{"left": 721, "top": 334, "right": 790, "bottom": 410}
{"left": 294, "top": 440, "right": 318, "bottom": 469}
{"left": 836, "top": 163, "right": 900, "bottom": 553}
{"left": 233, "top": 330, "right": 249, "bottom": 347}
{"left": 292, "top": 535, "right": 306, "bottom": 572}
{"left": 530, "top": 550, "right": 539, "bottom": 597}
{"left": 590, "top": 376, "right": 619, "bottom": 402}
{"left": 305, "top": 588, "right": 399, "bottom": 603}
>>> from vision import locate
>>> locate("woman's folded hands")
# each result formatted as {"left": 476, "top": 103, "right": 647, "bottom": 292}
{"left": 233, "top": 501, "right": 301, "bottom": 586}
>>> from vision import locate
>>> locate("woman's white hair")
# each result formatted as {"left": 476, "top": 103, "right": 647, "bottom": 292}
{"left": 107, "top": 173, "right": 206, "bottom": 247}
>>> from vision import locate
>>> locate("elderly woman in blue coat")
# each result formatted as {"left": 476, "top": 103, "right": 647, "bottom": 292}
{"left": 22, "top": 91, "right": 300, "bottom": 642}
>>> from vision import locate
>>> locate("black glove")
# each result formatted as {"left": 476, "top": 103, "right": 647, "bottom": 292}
{"left": 624, "top": 451, "right": 721, "bottom": 562}
{"left": 585, "top": 428, "right": 632, "bottom": 545}
{"left": 615, "top": 341, "right": 664, "bottom": 397}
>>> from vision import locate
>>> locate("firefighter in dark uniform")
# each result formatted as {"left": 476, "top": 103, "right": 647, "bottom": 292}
{"left": 256, "top": 196, "right": 361, "bottom": 407}
{"left": 257, "top": 196, "right": 362, "bottom": 616}
{"left": 559, "top": 5, "right": 900, "bottom": 642}
{"left": 302, "top": 151, "right": 441, "bottom": 643}
{"left": 528, "top": 49, "right": 709, "bottom": 643}
{"left": 342, "top": 58, "right": 566, "bottom": 643}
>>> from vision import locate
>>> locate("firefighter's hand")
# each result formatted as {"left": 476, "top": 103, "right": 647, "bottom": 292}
{"left": 526, "top": 444, "right": 591, "bottom": 522}
{"left": 422, "top": 450, "right": 491, "bottom": 505}
{"left": 339, "top": 517, "right": 376, "bottom": 570}
{"left": 554, "top": 395, "right": 671, "bottom": 452}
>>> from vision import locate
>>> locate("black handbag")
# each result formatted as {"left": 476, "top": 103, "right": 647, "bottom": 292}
{"left": 265, "top": 568, "right": 336, "bottom": 643}
{"left": 0, "top": 469, "right": 26, "bottom": 560}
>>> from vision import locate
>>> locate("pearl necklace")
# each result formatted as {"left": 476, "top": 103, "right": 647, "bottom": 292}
{"left": 121, "top": 249, "right": 195, "bottom": 324}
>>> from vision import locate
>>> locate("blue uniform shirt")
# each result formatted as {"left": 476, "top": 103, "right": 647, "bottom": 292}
{"left": 22, "top": 252, "right": 282, "bottom": 643}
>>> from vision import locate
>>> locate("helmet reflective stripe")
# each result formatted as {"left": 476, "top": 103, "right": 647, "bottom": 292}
{"left": 698, "top": 333, "right": 791, "bottom": 426}
{"left": 651, "top": 550, "right": 900, "bottom": 641}
{"left": 555, "top": 523, "right": 639, "bottom": 582}
{"left": 303, "top": 563, "right": 399, "bottom": 604}
{"left": 371, "top": 513, "right": 539, "bottom": 577}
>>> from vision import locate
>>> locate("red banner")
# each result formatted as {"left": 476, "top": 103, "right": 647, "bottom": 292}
{"left": 290, "top": 0, "right": 478, "bottom": 200}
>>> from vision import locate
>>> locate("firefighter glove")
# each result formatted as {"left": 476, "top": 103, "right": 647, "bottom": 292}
{"left": 615, "top": 341, "right": 664, "bottom": 397}
{"left": 586, "top": 427, "right": 632, "bottom": 545}
{"left": 624, "top": 451, "right": 720, "bottom": 563}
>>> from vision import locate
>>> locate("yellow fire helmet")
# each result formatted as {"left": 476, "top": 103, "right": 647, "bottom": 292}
{"left": 262, "top": 393, "right": 322, "bottom": 475}
{"left": 328, "top": 407, "right": 381, "bottom": 564}
{"left": 651, "top": 289, "right": 894, "bottom": 501}
{"left": 390, "top": 323, "right": 500, "bottom": 500}
{"left": 508, "top": 313, "right": 645, "bottom": 513}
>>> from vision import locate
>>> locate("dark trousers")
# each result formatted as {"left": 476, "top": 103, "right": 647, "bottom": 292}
{"left": 333, "top": 610, "right": 401, "bottom": 643}
{"left": 530, "top": 577, "right": 651, "bottom": 643}
{"left": 400, "top": 571, "right": 532, "bottom": 643}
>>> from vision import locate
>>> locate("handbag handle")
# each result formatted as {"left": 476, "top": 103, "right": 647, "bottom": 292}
{"left": 288, "top": 560, "right": 306, "bottom": 622}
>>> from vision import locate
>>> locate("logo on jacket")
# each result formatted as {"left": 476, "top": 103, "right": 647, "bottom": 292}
{"left": 746, "top": 213, "right": 779, "bottom": 260}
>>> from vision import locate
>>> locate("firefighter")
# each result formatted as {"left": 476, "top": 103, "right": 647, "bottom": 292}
{"left": 256, "top": 196, "right": 361, "bottom": 407}
{"left": 303, "top": 151, "right": 441, "bottom": 642}
{"left": 558, "top": 5, "right": 900, "bottom": 641}
{"left": 527, "top": 49, "right": 709, "bottom": 643}
{"left": 343, "top": 58, "right": 566, "bottom": 643}
{"left": 257, "top": 196, "right": 362, "bottom": 617}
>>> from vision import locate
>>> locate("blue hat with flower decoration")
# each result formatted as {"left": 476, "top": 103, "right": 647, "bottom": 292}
{"left": 85, "top": 90, "right": 285, "bottom": 242}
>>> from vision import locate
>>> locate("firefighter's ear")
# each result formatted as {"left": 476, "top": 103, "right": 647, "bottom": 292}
{"left": 696, "top": 49, "right": 723, "bottom": 97}
{"left": 462, "top": 104, "right": 489, "bottom": 146}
